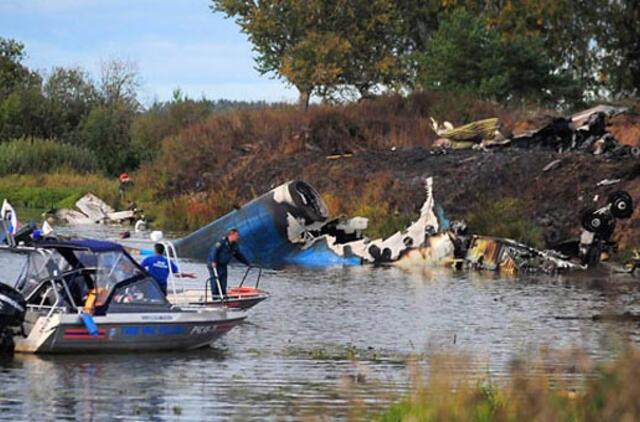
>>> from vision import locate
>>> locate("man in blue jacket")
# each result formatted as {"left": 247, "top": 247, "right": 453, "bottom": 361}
{"left": 207, "top": 228, "right": 250, "bottom": 297}
{"left": 142, "top": 243, "right": 195, "bottom": 295}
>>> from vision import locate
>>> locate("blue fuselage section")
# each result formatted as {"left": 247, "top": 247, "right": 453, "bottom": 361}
{"left": 174, "top": 183, "right": 361, "bottom": 268}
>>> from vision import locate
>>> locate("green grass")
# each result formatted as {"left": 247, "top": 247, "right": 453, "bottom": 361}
{"left": 0, "top": 138, "right": 99, "bottom": 176}
{"left": 465, "top": 197, "right": 545, "bottom": 249}
{"left": 0, "top": 172, "right": 123, "bottom": 210}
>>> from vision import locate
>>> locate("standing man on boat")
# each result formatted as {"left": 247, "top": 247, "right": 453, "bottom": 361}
{"left": 142, "top": 243, "right": 195, "bottom": 295}
{"left": 207, "top": 228, "right": 250, "bottom": 297}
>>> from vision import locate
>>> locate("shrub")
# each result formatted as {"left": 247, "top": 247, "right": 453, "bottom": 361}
{"left": 465, "top": 197, "right": 545, "bottom": 248}
{"left": 148, "top": 188, "right": 238, "bottom": 232}
{"left": 155, "top": 92, "right": 508, "bottom": 196}
{"left": 0, "top": 138, "right": 98, "bottom": 175}
{"left": 378, "top": 348, "right": 640, "bottom": 421}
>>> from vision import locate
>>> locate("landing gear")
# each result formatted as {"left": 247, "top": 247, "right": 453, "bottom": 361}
{"left": 608, "top": 191, "right": 633, "bottom": 219}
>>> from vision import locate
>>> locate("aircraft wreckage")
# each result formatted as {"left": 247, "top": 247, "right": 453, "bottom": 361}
{"left": 174, "top": 178, "right": 633, "bottom": 274}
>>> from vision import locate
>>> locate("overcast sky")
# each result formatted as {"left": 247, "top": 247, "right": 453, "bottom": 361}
{"left": 0, "top": 0, "right": 298, "bottom": 104}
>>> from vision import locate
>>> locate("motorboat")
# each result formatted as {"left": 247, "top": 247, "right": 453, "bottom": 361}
{"left": 0, "top": 238, "right": 246, "bottom": 354}
{"left": 124, "top": 239, "right": 270, "bottom": 311}
{"left": 167, "top": 267, "right": 270, "bottom": 311}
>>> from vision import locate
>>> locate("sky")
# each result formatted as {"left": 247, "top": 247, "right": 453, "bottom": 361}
{"left": 0, "top": 0, "right": 298, "bottom": 104}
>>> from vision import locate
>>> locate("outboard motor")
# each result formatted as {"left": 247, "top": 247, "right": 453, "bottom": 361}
{"left": 0, "top": 283, "right": 26, "bottom": 356}
{"left": 175, "top": 181, "right": 329, "bottom": 267}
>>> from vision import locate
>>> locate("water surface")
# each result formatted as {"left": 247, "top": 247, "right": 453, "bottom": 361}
{"left": 1, "top": 226, "right": 639, "bottom": 420}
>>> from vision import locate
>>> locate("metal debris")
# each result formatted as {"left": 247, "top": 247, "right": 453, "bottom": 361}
{"left": 579, "top": 191, "right": 633, "bottom": 265}
{"left": 171, "top": 177, "right": 632, "bottom": 274}
{"left": 596, "top": 178, "right": 622, "bottom": 187}
{"left": 49, "top": 193, "right": 137, "bottom": 225}
{"left": 430, "top": 117, "right": 509, "bottom": 150}
{"left": 432, "top": 105, "right": 634, "bottom": 158}
{"left": 543, "top": 159, "right": 563, "bottom": 172}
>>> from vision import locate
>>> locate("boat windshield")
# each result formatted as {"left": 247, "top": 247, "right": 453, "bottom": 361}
{"left": 76, "top": 250, "right": 145, "bottom": 305}
{"left": 12, "top": 249, "right": 73, "bottom": 297}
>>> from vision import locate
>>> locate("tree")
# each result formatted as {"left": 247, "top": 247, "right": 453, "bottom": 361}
{"left": 279, "top": 30, "right": 350, "bottom": 106}
{"left": 98, "top": 59, "right": 141, "bottom": 110}
{"left": 478, "top": 0, "right": 601, "bottom": 96}
{"left": 211, "top": 0, "right": 408, "bottom": 107}
{"left": 43, "top": 67, "right": 98, "bottom": 142}
{"left": 0, "top": 37, "right": 47, "bottom": 140}
{"left": 418, "top": 8, "right": 581, "bottom": 105}
{"left": 594, "top": 0, "right": 640, "bottom": 97}
{"left": 0, "top": 84, "right": 47, "bottom": 140}
{"left": 81, "top": 104, "right": 137, "bottom": 175}
{"left": 332, "top": 0, "right": 408, "bottom": 98}
{"left": 0, "top": 38, "right": 40, "bottom": 101}
{"left": 130, "top": 95, "right": 213, "bottom": 163}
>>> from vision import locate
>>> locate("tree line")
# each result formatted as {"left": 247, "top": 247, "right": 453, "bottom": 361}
{"left": 0, "top": 37, "right": 269, "bottom": 175}
{"left": 212, "top": 0, "right": 640, "bottom": 108}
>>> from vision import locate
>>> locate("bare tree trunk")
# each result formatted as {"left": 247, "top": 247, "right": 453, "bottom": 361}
{"left": 298, "top": 90, "right": 311, "bottom": 111}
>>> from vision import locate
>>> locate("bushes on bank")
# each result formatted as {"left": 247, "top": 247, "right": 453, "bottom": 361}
{"left": 378, "top": 348, "right": 640, "bottom": 421}
{"left": 0, "top": 138, "right": 98, "bottom": 176}
{"left": 158, "top": 92, "right": 509, "bottom": 196}
{"left": 465, "top": 197, "right": 545, "bottom": 249}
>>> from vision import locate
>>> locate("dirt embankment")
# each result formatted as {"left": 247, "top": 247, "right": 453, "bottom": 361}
{"left": 230, "top": 147, "right": 640, "bottom": 251}
{"left": 147, "top": 93, "right": 640, "bottom": 251}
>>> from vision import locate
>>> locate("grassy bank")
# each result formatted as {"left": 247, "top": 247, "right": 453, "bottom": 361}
{"left": 0, "top": 172, "right": 243, "bottom": 233}
{"left": 0, "top": 173, "right": 118, "bottom": 210}
{"left": 377, "top": 348, "right": 640, "bottom": 421}
{"left": 0, "top": 171, "right": 415, "bottom": 237}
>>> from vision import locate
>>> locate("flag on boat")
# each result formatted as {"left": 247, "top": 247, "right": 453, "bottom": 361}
{"left": 42, "top": 220, "right": 54, "bottom": 236}
{"left": 1, "top": 199, "right": 18, "bottom": 235}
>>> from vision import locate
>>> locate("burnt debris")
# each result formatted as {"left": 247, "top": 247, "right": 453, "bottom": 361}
{"left": 431, "top": 105, "right": 635, "bottom": 158}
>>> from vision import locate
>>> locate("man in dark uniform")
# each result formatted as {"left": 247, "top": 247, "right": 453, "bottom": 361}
{"left": 207, "top": 228, "right": 250, "bottom": 297}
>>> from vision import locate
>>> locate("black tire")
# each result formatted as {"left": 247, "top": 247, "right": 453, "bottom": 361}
{"left": 581, "top": 208, "right": 613, "bottom": 234}
{"left": 582, "top": 208, "right": 599, "bottom": 232}
{"left": 608, "top": 191, "right": 633, "bottom": 219}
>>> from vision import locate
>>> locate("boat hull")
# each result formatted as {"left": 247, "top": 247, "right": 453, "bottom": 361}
{"left": 168, "top": 288, "right": 269, "bottom": 311}
{"left": 15, "top": 309, "right": 245, "bottom": 354}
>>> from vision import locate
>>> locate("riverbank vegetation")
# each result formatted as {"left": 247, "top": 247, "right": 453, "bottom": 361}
{"left": 0, "top": 173, "right": 119, "bottom": 210}
{"left": 375, "top": 347, "right": 640, "bottom": 421}
{"left": 0, "top": 139, "right": 98, "bottom": 176}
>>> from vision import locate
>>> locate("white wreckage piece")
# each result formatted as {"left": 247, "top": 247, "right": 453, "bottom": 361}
{"left": 54, "top": 193, "right": 135, "bottom": 225}
{"left": 280, "top": 177, "right": 583, "bottom": 273}
{"left": 281, "top": 177, "right": 450, "bottom": 264}
{"left": 570, "top": 105, "right": 628, "bottom": 130}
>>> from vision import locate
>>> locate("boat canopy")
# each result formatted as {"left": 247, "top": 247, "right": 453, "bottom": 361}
{"left": 36, "top": 239, "right": 126, "bottom": 253}
{"left": 1, "top": 238, "right": 169, "bottom": 314}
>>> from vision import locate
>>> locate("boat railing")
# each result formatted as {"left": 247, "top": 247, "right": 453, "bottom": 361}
{"left": 26, "top": 277, "right": 70, "bottom": 333}
{"left": 162, "top": 240, "right": 183, "bottom": 298}
{"left": 201, "top": 266, "right": 263, "bottom": 302}
{"left": 119, "top": 238, "right": 262, "bottom": 305}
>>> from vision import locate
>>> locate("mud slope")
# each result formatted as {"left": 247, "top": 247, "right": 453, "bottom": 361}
{"left": 231, "top": 148, "right": 640, "bottom": 251}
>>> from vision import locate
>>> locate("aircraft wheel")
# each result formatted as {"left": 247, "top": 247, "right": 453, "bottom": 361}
{"left": 608, "top": 191, "right": 633, "bottom": 219}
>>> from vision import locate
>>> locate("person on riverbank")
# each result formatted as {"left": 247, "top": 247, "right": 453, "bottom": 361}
{"left": 141, "top": 243, "right": 195, "bottom": 295}
{"left": 207, "top": 228, "right": 250, "bottom": 297}
{"left": 118, "top": 172, "right": 134, "bottom": 198}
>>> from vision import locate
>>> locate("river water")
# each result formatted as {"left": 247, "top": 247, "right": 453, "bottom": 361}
{"left": 1, "top": 226, "right": 640, "bottom": 420}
